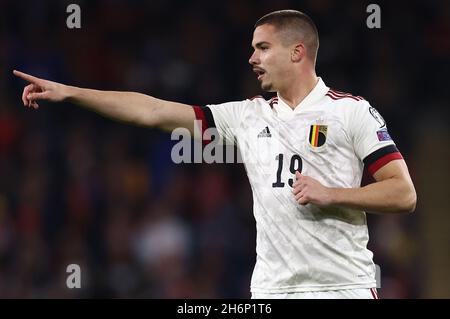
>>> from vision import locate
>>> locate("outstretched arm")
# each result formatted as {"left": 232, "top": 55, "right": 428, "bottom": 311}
{"left": 13, "top": 70, "right": 196, "bottom": 133}
{"left": 292, "top": 159, "right": 417, "bottom": 214}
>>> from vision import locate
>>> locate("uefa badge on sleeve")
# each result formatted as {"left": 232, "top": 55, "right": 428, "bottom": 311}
{"left": 376, "top": 128, "right": 392, "bottom": 141}
{"left": 309, "top": 125, "right": 328, "bottom": 148}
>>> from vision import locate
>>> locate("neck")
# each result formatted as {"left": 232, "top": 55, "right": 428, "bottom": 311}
{"left": 278, "top": 70, "right": 318, "bottom": 109}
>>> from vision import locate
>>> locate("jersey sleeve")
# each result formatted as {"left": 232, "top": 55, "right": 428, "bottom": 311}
{"left": 192, "top": 100, "right": 247, "bottom": 145}
{"left": 350, "top": 101, "right": 403, "bottom": 176}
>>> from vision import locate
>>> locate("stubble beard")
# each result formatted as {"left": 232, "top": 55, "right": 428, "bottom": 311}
{"left": 260, "top": 79, "right": 274, "bottom": 92}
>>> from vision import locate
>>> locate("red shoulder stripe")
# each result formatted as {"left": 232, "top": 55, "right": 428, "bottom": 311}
{"left": 329, "top": 89, "right": 363, "bottom": 100}
{"left": 269, "top": 96, "right": 278, "bottom": 109}
{"left": 329, "top": 89, "right": 364, "bottom": 100}
{"left": 326, "top": 91, "right": 360, "bottom": 101}
{"left": 367, "top": 152, "right": 403, "bottom": 176}
{"left": 326, "top": 89, "right": 364, "bottom": 101}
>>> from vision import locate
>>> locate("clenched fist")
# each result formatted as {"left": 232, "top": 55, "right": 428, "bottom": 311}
{"left": 292, "top": 171, "right": 334, "bottom": 206}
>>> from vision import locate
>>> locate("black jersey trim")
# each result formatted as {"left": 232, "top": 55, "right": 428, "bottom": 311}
{"left": 363, "top": 145, "right": 399, "bottom": 166}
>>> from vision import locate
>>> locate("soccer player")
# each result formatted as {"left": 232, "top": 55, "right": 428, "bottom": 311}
{"left": 13, "top": 10, "right": 416, "bottom": 299}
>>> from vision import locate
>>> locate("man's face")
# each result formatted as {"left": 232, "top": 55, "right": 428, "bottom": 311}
{"left": 249, "top": 24, "right": 293, "bottom": 92}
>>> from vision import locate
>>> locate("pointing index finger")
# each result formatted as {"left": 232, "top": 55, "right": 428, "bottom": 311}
{"left": 13, "top": 70, "right": 42, "bottom": 85}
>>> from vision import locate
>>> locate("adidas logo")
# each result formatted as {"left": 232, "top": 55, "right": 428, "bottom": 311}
{"left": 257, "top": 126, "right": 272, "bottom": 138}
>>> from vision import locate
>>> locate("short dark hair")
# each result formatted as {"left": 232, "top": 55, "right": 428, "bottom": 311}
{"left": 255, "top": 10, "right": 319, "bottom": 63}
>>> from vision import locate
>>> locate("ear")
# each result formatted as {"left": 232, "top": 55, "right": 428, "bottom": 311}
{"left": 291, "top": 43, "right": 306, "bottom": 62}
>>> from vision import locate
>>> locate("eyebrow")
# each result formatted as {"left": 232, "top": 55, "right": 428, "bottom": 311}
{"left": 252, "top": 41, "right": 270, "bottom": 49}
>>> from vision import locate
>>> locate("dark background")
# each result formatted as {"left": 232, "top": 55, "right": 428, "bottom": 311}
{"left": 0, "top": 0, "right": 449, "bottom": 298}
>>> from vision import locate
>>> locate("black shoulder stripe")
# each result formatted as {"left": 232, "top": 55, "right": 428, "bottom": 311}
{"left": 363, "top": 145, "right": 399, "bottom": 166}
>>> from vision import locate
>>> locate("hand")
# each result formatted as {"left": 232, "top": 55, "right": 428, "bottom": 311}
{"left": 292, "top": 171, "right": 334, "bottom": 206}
{"left": 13, "top": 70, "right": 68, "bottom": 109}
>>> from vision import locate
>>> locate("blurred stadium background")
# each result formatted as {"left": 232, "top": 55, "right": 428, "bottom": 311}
{"left": 0, "top": 0, "right": 449, "bottom": 298}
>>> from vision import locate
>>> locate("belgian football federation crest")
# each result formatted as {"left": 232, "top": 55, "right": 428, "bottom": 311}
{"left": 309, "top": 125, "right": 328, "bottom": 147}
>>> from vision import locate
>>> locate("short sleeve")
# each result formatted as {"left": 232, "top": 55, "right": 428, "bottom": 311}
{"left": 192, "top": 100, "right": 247, "bottom": 145}
{"left": 350, "top": 101, "right": 403, "bottom": 176}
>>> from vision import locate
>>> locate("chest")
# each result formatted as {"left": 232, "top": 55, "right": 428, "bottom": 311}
{"left": 239, "top": 109, "right": 349, "bottom": 158}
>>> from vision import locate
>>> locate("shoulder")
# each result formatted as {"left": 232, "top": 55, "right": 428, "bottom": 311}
{"left": 323, "top": 89, "right": 378, "bottom": 131}
{"left": 324, "top": 88, "right": 371, "bottom": 113}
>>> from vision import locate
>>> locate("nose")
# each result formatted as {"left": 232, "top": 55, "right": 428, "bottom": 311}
{"left": 249, "top": 50, "right": 259, "bottom": 65}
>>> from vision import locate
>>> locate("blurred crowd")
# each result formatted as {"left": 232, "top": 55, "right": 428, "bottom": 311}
{"left": 0, "top": 0, "right": 448, "bottom": 298}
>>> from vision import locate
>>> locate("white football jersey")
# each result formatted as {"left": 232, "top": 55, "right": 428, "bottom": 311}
{"left": 193, "top": 78, "right": 403, "bottom": 293}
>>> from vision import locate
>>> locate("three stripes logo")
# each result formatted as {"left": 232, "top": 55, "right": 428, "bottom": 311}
{"left": 257, "top": 126, "right": 272, "bottom": 138}
{"left": 309, "top": 125, "right": 327, "bottom": 147}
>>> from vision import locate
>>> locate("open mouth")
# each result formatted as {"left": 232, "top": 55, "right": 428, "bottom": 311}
{"left": 253, "top": 68, "right": 266, "bottom": 80}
